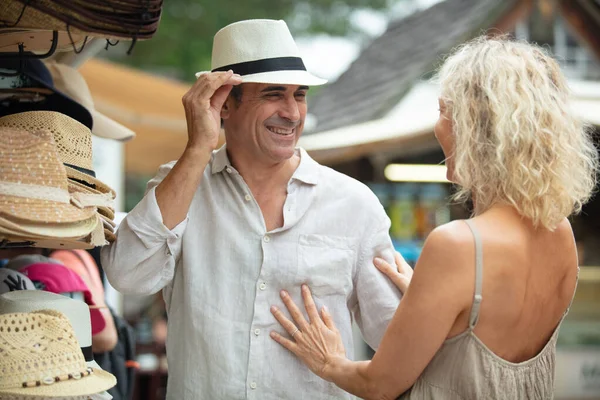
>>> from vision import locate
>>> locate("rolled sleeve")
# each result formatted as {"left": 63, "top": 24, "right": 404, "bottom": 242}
{"left": 102, "top": 162, "right": 189, "bottom": 296}
{"left": 350, "top": 215, "right": 402, "bottom": 350}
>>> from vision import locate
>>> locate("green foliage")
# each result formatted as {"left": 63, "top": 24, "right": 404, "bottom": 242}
{"left": 112, "top": 0, "right": 393, "bottom": 80}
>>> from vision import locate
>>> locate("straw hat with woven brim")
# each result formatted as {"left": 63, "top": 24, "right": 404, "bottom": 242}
{"left": 0, "top": 0, "right": 158, "bottom": 40}
{"left": 104, "top": 229, "right": 116, "bottom": 243}
{"left": 0, "top": 214, "right": 98, "bottom": 239}
{"left": 100, "top": 214, "right": 116, "bottom": 229}
{"left": 45, "top": 61, "right": 136, "bottom": 142}
{"left": 0, "top": 236, "right": 96, "bottom": 250}
{"left": 0, "top": 29, "right": 88, "bottom": 54}
{"left": 0, "top": 291, "right": 103, "bottom": 368}
{"left": 0, "top": 127, "right": 97, "bottom": 224}
{"left": 68, "top": 180, "right": 115, "bottom": 221}
{"left": 0, "top": 309, "right": 116, "bottom": 397}
{"left": 0, "top": 111, "right": 115, "bottom": 197}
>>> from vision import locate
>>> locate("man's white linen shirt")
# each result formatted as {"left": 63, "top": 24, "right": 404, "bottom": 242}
{"left": 102, "top": 146, "right": 401, "bottom": 400}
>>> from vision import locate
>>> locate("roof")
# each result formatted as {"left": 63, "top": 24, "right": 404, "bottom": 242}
{"left": 308, "top": 0, "right": 519, "bottom": 133}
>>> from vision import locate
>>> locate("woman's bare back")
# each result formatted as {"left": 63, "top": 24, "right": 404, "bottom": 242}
{"left": 447, "top": 206, "right": 578, "bottom": 363}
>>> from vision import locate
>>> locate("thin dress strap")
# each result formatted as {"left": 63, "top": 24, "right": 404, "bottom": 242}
{"left": 464, "top": 219, "right": 483, "bottom": 329}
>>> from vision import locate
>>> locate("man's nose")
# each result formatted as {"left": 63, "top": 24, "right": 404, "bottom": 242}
{"left": 279, "top": 96, "right": 301, "bottom": 122}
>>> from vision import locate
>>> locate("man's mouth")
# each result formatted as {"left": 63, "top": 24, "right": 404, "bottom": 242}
{"left": 266, "top": 126, "right": 295, "bottom": 136}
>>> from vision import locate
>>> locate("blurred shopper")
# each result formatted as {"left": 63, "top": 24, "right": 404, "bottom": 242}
{"left": 270, "top": 36, "right": 598, "bottom": 399}
{"left": 102, "top": 19, "right": 402, "bottom": 400}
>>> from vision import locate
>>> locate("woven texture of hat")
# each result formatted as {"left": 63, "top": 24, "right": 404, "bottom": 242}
{"left": 0, "top": 111, "right": 93, "bottom": 170}
{"left": 0, "top": 310, "right": 87, "bottom": 389}
{"left": 0, "top": 128, "right": 96, "bottom": 224}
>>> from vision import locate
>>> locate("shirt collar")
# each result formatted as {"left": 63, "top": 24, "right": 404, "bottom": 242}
{"left": 210, "top": 145, "right": 319, "bottom": 185}
{"left": 211, "top": 145, "right": 230, "bottom": 174}
{"left": 292, "top": 147, "right": 319, "bottom": 185}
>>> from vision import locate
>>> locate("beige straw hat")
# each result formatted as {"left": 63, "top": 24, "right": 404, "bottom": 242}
{"left": 0, "top": 309, "right": 116, "bottom": 397}
{"left": 0, "top": 111, "right": 115, "bottom": 197}
{"left": 45, "top": 61, "right": 136, "bottom": 142}
{"left": 0, "top": 127, "right": 97, "bottom": 224}
{"left": 0, "top": 291, "right": 106, "bottom": 371}
{"left": 68, "top": 180, "right": 115, "bottom": 221}
{"left": 104, "top": 229, "right": 116, "bottom": 243}
{"left": 0, "top": 214, "right": 98, "bottom": 239}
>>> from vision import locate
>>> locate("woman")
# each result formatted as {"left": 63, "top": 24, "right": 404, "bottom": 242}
{"left": 270, "top": 36, "right": 598, "bottom": 399}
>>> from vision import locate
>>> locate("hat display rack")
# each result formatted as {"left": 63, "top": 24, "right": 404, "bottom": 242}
{"left": 0, "top": 1, "right": 159, "bottom": 397}
{"left": 0, "top": 0, "right": 161, "bottom": 250}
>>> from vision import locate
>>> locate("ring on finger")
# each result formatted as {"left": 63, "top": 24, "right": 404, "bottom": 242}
{"left": 291, "top": 327, "right": 301, "bottom": 338}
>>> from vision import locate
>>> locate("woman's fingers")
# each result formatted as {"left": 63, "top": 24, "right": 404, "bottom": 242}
{"left": 301, "top": 285, "right": 322, "bottom": 325}
{"left": 271, "top": 305, "right": 301, "bottom": 337}
{"left": 395, "top": 251, "right": 413, "bottom": 278}
{"left": 321, "top": 306, "right": 336, "bottom": 331}
{"left": 374, "top": 255, "right": 411, "bottom": 294}
{"left": 280, "top": 290, "right": 309, "bottom": 331}
{"left": 270, "top": 331, "right": 299, "bottom": 354}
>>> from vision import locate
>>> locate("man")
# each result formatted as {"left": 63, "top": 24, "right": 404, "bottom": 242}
{"left": 102, "top": 19, "right": 401, "bottom": 400}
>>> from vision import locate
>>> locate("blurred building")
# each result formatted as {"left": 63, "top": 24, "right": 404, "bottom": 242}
{"left": 302, "top": 0, "right": 600, "bottom": 397}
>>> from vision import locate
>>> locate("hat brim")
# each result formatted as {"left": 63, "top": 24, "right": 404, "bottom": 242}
{"left": 195, "top": 70, "right": 327, "bottom": 86}
{"left": 0, "top": 367, "right": 116, "bottom": 397}
{"left": 0, "top": 59, "right": 93, "bottom": 130}
{"left": 0, "top": 195, "right": 97, "bottom": 225}
{"left": 92, "top": 110, "right": 136, "bottom": 142}
{"left": 68, "top": 181, "right": 115, "bottom": 221}
{"left": 66, "top": 166, "right": 116, "bottom": 198}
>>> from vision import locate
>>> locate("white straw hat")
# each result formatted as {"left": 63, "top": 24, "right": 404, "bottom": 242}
{"left": 45, "top": 61, "right": 136, "bottom": 142}
{"left": 0, "top": 291, "right": 105, "bottom": 371}
{"left": 195, "top": 19, "right": 327, "bottom": 86}
{"left": 0, "top": 309, "right": 116, "bottom": 397}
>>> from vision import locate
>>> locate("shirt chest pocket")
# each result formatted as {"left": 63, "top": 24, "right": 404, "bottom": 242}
{"left": 297, "top": 234, "right": 355, "bottom": 297}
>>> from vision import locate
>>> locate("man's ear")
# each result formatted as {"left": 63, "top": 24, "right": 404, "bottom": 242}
{"left": 221, "top": 99, "right": 231, "bottom": 120}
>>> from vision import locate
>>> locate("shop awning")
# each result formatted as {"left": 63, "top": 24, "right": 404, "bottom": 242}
{"left": 301, "top": 80, "right": 600, "bottom": 165}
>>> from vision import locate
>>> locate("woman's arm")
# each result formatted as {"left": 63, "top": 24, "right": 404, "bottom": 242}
{"left": 271, "top": 221, "right": 474, "bottom": 399}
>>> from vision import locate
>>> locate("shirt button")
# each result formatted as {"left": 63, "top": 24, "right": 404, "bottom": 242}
{"left": 254, "top": 329, "right": 260, "bottom": 336}
{"left": 259, "top": 282, "right": 267, "bottom": 291}
{"left": 250, "top": 382, "right": 257, "bottom": 389}
{"left": 263, "top": 235, "right": 270, "bottom": 243}
{"left": 244, "top": 194, "right": 252, "bottom": 201}
{"left": 226, "top": 167, "right": 232, "bottom": 173}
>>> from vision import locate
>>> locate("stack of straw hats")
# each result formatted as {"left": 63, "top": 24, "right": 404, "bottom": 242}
{"left": 0, "top": 0, "right": 163, "bottom": 40}
{"left": 0, "top": 121, "right": 111, "bottom": 249}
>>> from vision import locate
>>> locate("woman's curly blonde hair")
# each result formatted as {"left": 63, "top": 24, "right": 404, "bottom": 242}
{"left": 436, "top": 35, "right": 598, "bottom": 230}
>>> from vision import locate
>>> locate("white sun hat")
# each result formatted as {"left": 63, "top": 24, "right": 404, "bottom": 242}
{"left": 0, "top": 309, "right": 116, "bottom": 398}
{"left": 0, "top": 290, "right": 105, "bottom": 371}
{"left": 45, "top": 61, "right": 136, "bottom": 142}
{"left": 195, "top": 19, "right": 327, "bottom": 86}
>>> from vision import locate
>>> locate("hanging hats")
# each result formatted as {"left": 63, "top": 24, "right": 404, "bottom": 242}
{"left": 45, "top": 61, "right": 136, "bottom": 142}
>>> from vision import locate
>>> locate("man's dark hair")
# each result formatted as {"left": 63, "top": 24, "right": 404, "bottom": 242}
{"left": 221, "top": 85, "right": 243, "bottom": 127}
{"left": 229, "top": 85, "right": 243, "bottom": 106}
